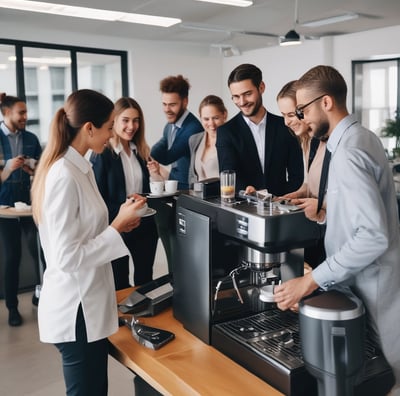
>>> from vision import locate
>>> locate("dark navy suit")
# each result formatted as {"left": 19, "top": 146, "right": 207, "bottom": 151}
{"left": 216, "top": 112, "right": 304, "bottom": 196}
{"left": 0, "top": 126, "right": 42, "bottom": 309}
{"left": 91, "top": 148, "right": 158, "bottom": 289}
{"left": 150, "top": 112, "right": 203, "bottom": 190}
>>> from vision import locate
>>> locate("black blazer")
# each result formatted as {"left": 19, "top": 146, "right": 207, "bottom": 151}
{"left": 91, "top": 148, "right": 151, "bottom": 222}
{"left": 216, "top": 111, "right": 304, "bottom": 196}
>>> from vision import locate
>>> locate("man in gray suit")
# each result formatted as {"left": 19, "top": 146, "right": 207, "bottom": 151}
{"left": 274, "top": 65, "right": 400, "bottom": 395}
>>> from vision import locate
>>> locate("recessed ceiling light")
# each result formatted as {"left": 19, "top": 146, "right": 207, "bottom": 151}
{"left": 0, "top": 0, "right": 181, "bottom": 27}
{"left": 194, "top": 0, "right": 253, "bottom": 7}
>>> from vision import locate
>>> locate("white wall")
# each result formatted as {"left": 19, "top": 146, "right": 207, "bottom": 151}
{"left": 2, "top": 22, "right": 400, "bottom": 144}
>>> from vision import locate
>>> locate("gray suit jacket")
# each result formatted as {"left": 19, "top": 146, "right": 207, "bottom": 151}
{"left": 188, "top": 131, "right": 205, "bottom": 187}
{"left": 312, "top": 115, "right": 400, "bottom": 379}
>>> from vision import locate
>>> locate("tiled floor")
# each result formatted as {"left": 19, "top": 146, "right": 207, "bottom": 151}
{"left": 0, "top": 242, "right": 168, "bottom": 396}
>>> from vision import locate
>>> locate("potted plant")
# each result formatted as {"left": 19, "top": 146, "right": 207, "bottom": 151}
{"left": 381, "top": 108, "right": 400, "bottom": 158}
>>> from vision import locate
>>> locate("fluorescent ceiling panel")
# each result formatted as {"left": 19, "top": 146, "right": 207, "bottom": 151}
{"left": 0, "top": 0, "right": 181, "bottom": 27}
{"left": 301, "top": 13, "right": 359, "bottom": 28}
{"left": 194, "top": 0, "right": 253, "bottom": 7}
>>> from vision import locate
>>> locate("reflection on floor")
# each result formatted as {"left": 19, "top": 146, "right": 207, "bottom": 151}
{"left": 0, "top": 241, "right": 168, "bottom": 396}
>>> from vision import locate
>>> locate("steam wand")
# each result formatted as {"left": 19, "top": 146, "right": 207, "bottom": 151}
{"left": 214, "top": 261, "right": 250, "bottom": 305}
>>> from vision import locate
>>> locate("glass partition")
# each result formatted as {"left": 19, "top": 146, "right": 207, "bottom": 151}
{"left": 77, "top": 52, "right": 122, "bottom": 101}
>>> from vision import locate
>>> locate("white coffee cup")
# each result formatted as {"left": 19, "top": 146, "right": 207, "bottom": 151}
{"left": 165, "top": 180, "right": 178, "bottom": 194}
{"left": 14, "top": 201, "right": 30, "bottom": 211}
{"left": 150, "top": 181, "right": 165, "bottom": 195}
{"left": 135, "top": 202, "right": 148, "bottom": 217}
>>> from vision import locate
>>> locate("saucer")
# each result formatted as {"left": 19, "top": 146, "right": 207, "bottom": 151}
{"left": 147, "top": 191, "right": 177, "bottom": 198}
{"left": 141, "top": 208, "right": 157, "bottom": 217}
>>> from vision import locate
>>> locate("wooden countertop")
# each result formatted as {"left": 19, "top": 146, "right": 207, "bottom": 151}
{"left": 109, "top": 288, "right": 283, "bottom": 396}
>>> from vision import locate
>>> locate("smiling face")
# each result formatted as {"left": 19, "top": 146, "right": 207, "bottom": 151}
{"left": 91, "top": 111, "right": 115, "bottom": 154}
{"left": 114, "top": 108, "right": 140, "bottom": 145}
{"left": 296, "top": 89, "right": 330, "bottom": 140}
{"left": 277, "top": 96, "right": 310, "bottom": 137}
{"left": 229, "top": 79, "right": 264, "bottom": 120}
{"left": 162, "top": 92, "right": 187, "bottom": 124}
{"left": 4, "top": 101, "right": 27, "bottom": 132}
{"left": 200, "top": 104, "right": 227, "bottom": 138}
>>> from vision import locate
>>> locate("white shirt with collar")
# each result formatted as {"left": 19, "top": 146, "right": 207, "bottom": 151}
{"left": 38, "top": 146, "right": 131, "bottom": 343}
{"left": 113, "top": 141, "right": 143, "bottom": 195}
{"left": 242, "top": 112, "right": 267, "bottom": 172}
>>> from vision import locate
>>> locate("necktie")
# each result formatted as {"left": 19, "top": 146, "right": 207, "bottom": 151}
{"left": 168, "top": 124, "right": 179, "bottom": 149}
{"left": 317, "top": 149, "right": 331, "bottom": 213}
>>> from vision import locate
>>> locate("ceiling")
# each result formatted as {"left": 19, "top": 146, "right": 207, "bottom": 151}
{"left": 1, "top": 0, "right": 400, "bottom": 53}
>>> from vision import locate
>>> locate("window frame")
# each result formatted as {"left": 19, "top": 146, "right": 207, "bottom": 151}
{"left": 0, "top": 38, "right": 129, "bottom": 101}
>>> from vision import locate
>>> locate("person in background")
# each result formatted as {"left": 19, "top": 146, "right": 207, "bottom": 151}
{"left": 150, "top": 74, "right": 203, "bottom": 190}
{"left": 148, "top": 75, "right": 202, "bottom": 274}
{"left": 276, "top": 81, "right": 326, "bottom": 268}
{"left": 273, "top": 65, "right": 400, "bottom": 395}
{"left": 0, "top": 93, "right": 42, "bottom": 326}
{"left": 216, "top": 63, "right": 304, "bottom": 196}
{"left": 91, "top": 97, "right": 158, "bottom": 289}
{"left": 188, "top": 95, "right": 227, "bottom": 187}
{"left": 31, "top": 89, "right": 146, "bottom": 396}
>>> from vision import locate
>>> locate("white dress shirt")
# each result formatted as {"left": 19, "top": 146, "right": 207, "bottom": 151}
{"left": 38, "top": 146, "right": 131, "bottom": 343}
{"left": 114, "top": 142, "right": 143, "bottom": 195}
{"left": 243, "top": 113, "right": 267, "bottom": 172}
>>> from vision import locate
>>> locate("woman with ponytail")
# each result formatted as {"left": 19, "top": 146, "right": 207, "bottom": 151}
{"left": 31, "top": 89, "right": 147, "bottom": 396}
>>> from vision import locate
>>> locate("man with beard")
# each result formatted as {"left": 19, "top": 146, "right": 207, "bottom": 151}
{"left": 0, "top": 94, "right": 42, "bottom": 326}
{"left": 216, "top": 63, "right": 303, "bottom": 195}
{"left": 274, "top": 65, "right": 400, "bottom": 395}
{"left": 150, "top": 74, "right": 202, "bottom": 190}
{"left": 149, "top": 75, "right": 202, "bottom": 274}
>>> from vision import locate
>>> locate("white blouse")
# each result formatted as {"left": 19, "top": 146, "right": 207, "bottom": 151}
{"left": 38, "top": 147, "right": 130, "bottom": 343}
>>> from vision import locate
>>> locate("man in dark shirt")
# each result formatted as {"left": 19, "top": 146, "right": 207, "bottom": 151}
{"left": 0, "top": 94, "right": 42, "bottom": 326}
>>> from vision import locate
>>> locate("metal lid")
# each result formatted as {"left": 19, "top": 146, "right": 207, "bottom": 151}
{"left": 299, "top": 290, "right": 365, "bottom": 321}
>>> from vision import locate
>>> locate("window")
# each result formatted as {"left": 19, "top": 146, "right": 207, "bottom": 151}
{"left": 0, "top": 39, "right": 128, "bottom": 143}
{"left": 353, "top": 58, "right": 400, "bottom": 156}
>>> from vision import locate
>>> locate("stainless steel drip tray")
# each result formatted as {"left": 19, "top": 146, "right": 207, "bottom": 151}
{"left": 214, "top": 309, "right": 304, "bottom": 370}
{"left": 212, "top": 310, "right": 394, "bottom": 396}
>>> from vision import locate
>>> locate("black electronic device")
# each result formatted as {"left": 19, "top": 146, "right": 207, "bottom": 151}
{"left": 192, "top": 177, "right": 220, "bottom": 199}
{"left": 118, "top": 274, "right": 173, "bottom": 316}
{"left": 119, "top": 315, "right": 175, "bottom": 350}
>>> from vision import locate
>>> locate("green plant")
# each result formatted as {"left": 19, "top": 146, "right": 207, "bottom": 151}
{"left": 381, "top": 108, "right": 400, "bottom": 156}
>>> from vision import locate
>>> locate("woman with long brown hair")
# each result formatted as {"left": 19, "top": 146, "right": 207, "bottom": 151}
{"left": 31, "top": 89, "right": 145, "bottom": 395}
{"left": 91, "top": 97, "right": 158, "bottom": 289}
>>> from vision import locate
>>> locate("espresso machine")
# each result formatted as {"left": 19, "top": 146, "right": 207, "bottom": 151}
{"left": 172, "top": 193, "right": 394, "bottom": 396}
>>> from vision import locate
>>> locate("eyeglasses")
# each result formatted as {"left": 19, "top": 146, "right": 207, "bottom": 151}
{"left": 295, "top": 94, "right": 326, "bottom": 120}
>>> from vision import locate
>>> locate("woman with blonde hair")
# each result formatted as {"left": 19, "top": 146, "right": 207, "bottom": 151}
{"left": 91, "top": 97, "right": 158, "bottom": 289}
{"left": 276, "top": 80, "right": 326, "bottom": 268}
{"left": 31, "top": 89, "right": 145, "bottom": 395}
{"left": 188, "top": 94, "right": 227, "bottom": 187}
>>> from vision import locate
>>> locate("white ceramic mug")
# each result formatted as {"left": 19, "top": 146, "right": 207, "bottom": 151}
{"left": 150, "top": 181, "right": 165, "bottom": 195}
{"left": 165, "top": 180, "right": 178, "bottom": 194}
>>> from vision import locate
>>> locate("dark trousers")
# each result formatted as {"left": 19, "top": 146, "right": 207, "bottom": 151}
{"left": 55, "top": 305, "right": 108, "bottom": 396}
{"left": 0, "top": 217, "right": 39, "bottom": 309}
{"left": 112, "top": 217, "right": 158, "bottom": 290}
